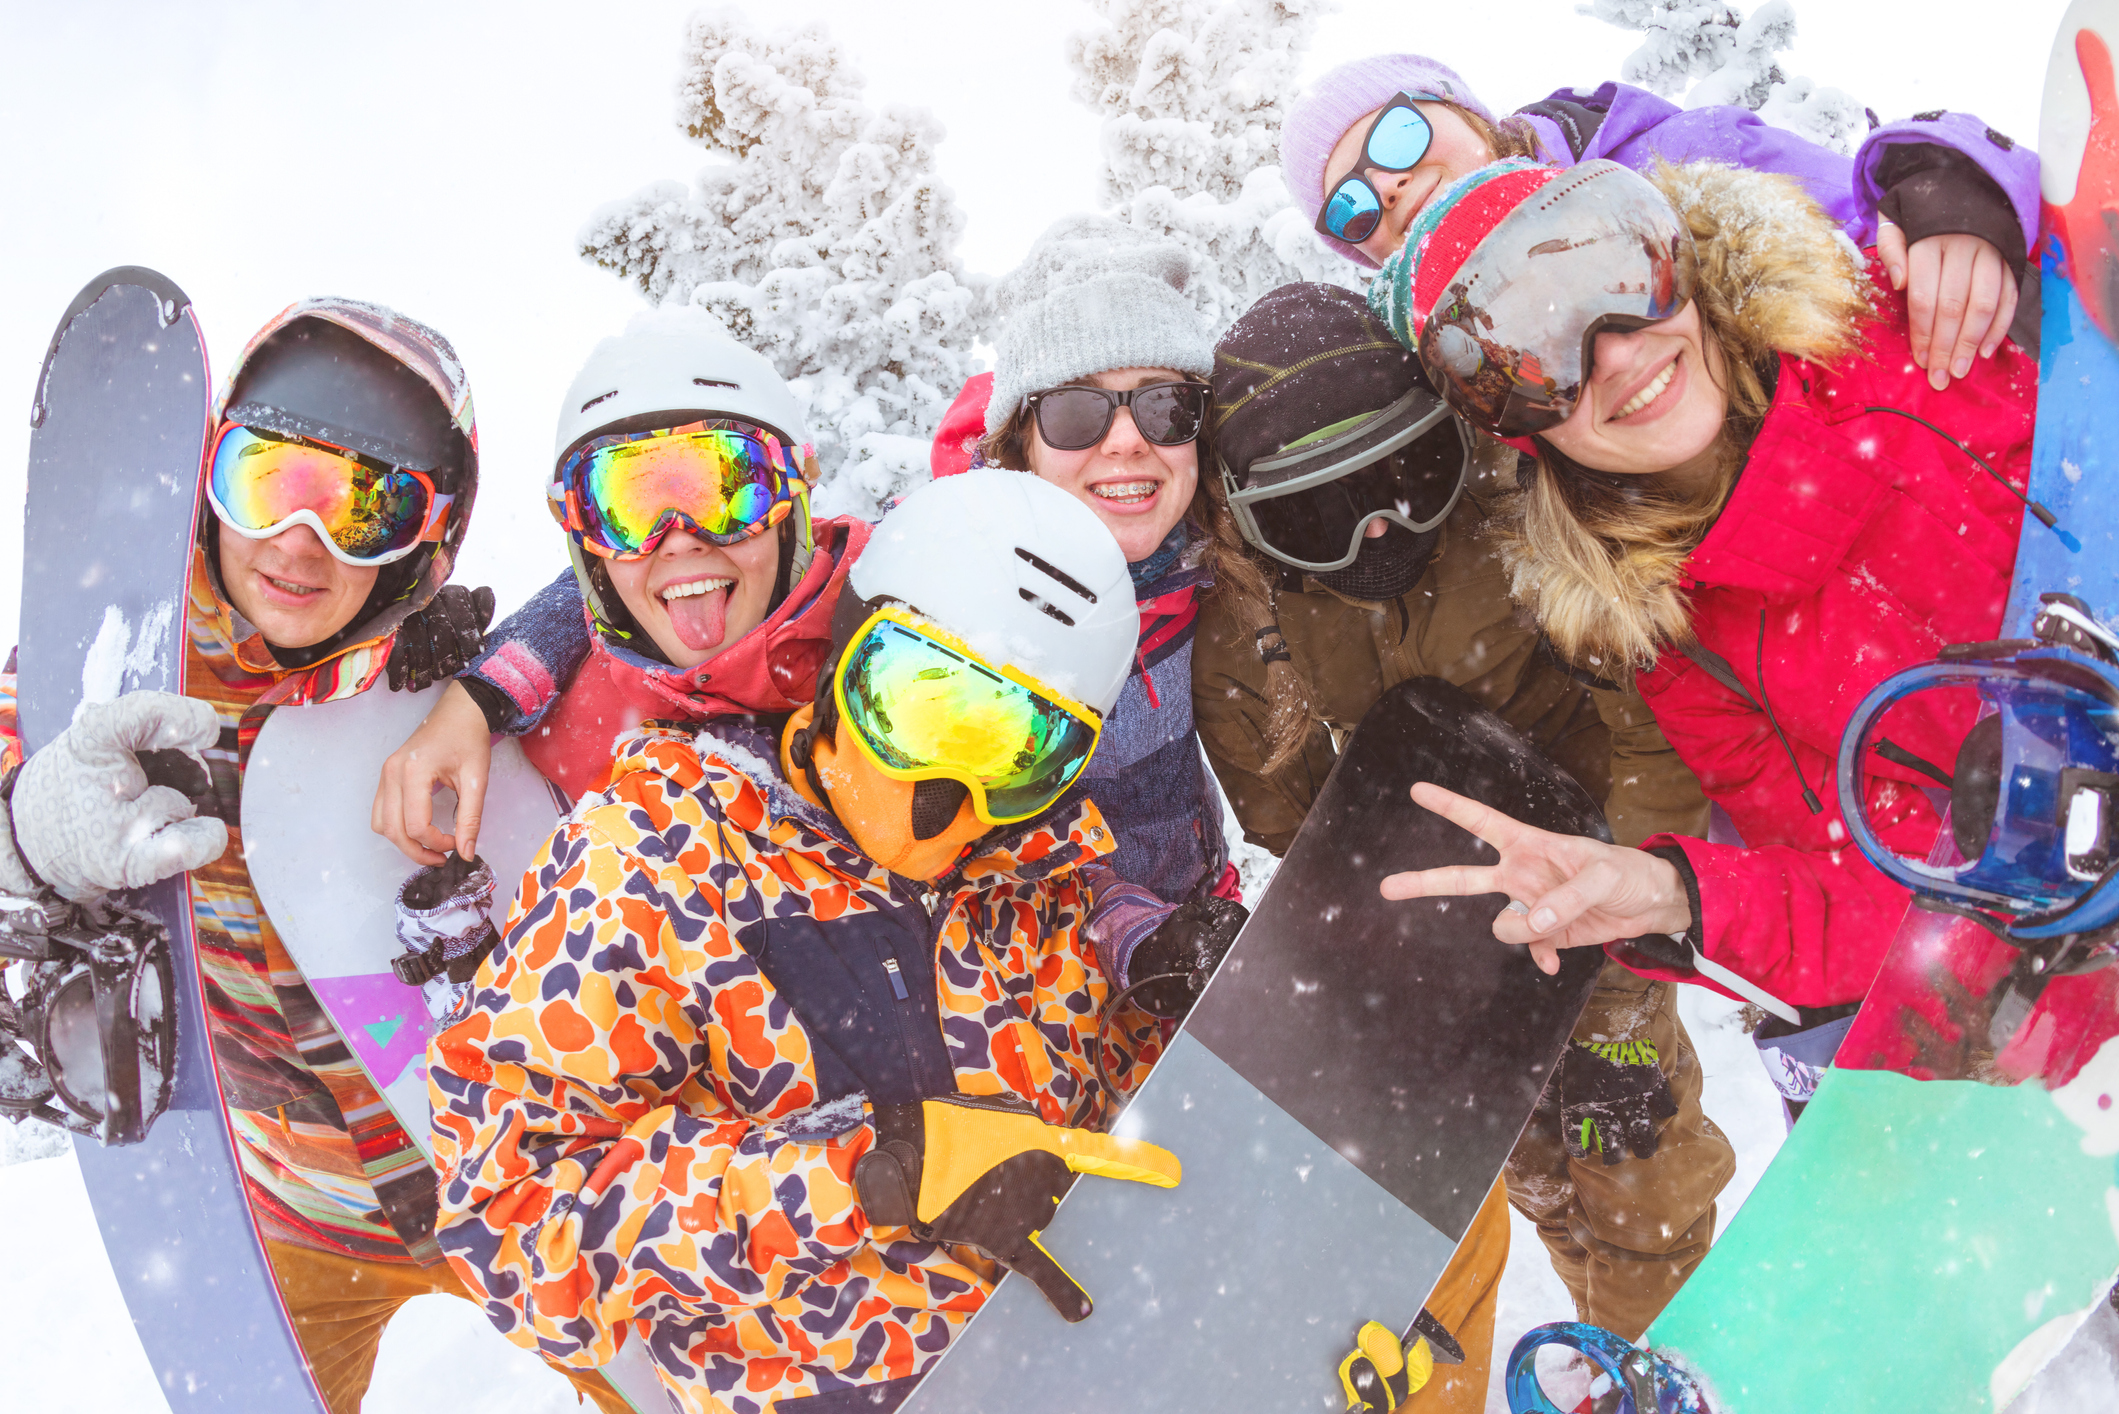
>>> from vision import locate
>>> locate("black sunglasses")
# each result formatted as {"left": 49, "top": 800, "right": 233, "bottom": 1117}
{"left": 1025, "top": 381, "right": 1210, "bottom": 452}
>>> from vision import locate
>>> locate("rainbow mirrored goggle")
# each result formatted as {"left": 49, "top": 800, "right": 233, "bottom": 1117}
{"left": 209, "top": 425, "right": 453, "bottom": 567}
{"left": 834, "top": 605, "right": 1104, "bottom": 827}
{"left": 550, "top": 420, "right": 807, "bottom": 561}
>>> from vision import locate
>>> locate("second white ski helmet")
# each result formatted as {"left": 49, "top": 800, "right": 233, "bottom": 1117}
{"left": 552, "top": 304, "right": 811, "bottom": 460}
{"left": 850, "top": 470, "right": 1136, "bottom": 715}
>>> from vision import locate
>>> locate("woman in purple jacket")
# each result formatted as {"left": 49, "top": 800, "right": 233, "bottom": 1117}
{"left": 1283, "top": 53, "right": 2039, "bottom": 391}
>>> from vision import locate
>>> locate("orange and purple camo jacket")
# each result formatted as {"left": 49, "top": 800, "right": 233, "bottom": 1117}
{"left": 430, "top": 719, "right": 1160, "bottom": 1413}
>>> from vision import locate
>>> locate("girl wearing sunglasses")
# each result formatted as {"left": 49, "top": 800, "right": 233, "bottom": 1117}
{"left": 1371, "top": 155, "right": 2042, "bottom": 1106}
{"left": 373, "top": 308, "right": 873, "bottom": 859}
{"left": 954, "top": 216, "right": 1253, "bottom": 1024}
{"left": 1282, "top": 53, "right": 2038, "bottom": 393}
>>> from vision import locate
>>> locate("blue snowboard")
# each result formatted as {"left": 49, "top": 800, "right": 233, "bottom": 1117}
{"left": 19, "top": 269, "right": 323, "bottom": 1410}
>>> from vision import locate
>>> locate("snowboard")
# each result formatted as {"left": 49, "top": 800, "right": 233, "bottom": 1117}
{"left": 16, "top": 269, "right": 325, "bottom": 1409}
{"left": 243, "top": 681, "right": 677, "bottom": 1414}
{"left": 243, "top": 681, "right": 562, "bottom": 1163}
{"left": 1507, "top": 9, "right": 2119, "bottom": 1410}
{"left": 900, "top": 676, "right": 1609, "bottom": 1412}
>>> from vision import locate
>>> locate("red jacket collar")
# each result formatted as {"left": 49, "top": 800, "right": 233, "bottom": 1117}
{"left": 600, "top": 516, "right": 870, "bottom": 719}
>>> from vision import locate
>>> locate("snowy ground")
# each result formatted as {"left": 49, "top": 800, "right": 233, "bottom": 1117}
{"left": 0, "top": 984, "right": 1785, "bottom": 1414}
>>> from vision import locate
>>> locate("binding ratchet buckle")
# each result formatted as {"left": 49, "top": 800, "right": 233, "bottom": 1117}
{"left": 1838, "top": 593, "right": 2119, "bottom": 1042}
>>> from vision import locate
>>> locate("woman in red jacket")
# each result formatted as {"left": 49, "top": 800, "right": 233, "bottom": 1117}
{"left": 1366, "top": 155, "right": 2037, "bottom": 1014}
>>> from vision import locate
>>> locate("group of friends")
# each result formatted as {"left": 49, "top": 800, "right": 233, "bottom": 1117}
{"left": 0, "top": 46, "right": 2066, "bottom": 1414}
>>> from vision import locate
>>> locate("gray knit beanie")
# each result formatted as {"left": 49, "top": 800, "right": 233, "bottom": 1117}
{"left": 985, "top": 214, "right": 1216, "bottom": 436}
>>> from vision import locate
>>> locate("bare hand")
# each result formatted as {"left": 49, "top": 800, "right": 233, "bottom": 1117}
{"left": 372, "top": 681, "right": 491, "bottom": 865}
{"left": 1377, "top": 782, "right": 1692, "bottom": 975}
{"left": 1876, "top": 222, "right": 2018, "bottom": 390}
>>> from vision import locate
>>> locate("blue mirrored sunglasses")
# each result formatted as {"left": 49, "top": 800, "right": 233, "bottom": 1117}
{"left": 1315, "top": 93, "right": 1439, "bottom": 244}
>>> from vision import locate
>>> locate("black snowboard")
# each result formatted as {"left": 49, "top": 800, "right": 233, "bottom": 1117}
{"left": 902, "top": 677, "right": 1607, "bottom": 1411}
{"left": 19, "top": 269, "right": 323, "bottom": 1409}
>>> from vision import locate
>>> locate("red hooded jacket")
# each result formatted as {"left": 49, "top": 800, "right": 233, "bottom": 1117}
{"left": 1628, "top": 277, "right": 2036, "bottom": 1007}
{"left": 521, "top": 517, "right": 870, "bottom": 800}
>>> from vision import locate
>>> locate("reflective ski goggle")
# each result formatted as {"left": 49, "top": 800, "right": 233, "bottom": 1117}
{"left": 550, "top": 420, "right": 806, "bottom": 561}
{"left": 209, "top": 425, "right": 452, "bottom": 567}
{"left": 0, "top": 898, "right": 176, "bottom": 1147}
{"left": 1026, "top": 382, "right": 1209, "bottom": 452}
{"left": 834, "top": 605, "right": 1103, "bottom": 826}
{"left": 1416, "top": 161, "right": 1696, "bottom": 440}
{"left": 1839, "top": 620, "right": 2119, "bottom": 947}
{"left": 1222, "top": 386, "right": 1468, "bottom": 572}
{"left": 1315, "top": 92, "right": 1442, "bottom": 245}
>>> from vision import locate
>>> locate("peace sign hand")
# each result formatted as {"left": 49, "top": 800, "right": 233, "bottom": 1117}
{"left": 1378, "top": 782, "right": 1693, "bottom": 975}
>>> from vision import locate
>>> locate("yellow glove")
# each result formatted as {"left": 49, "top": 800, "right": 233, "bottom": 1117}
{"left": 855, "top": 1094, "right": 1180, "bottom": 1322}
{"left": 1338, "top": 1310, "right": 1462, "bottom": 1412}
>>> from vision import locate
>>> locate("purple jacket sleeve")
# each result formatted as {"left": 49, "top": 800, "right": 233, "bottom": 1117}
{"left": 1521, "top": 83, "right": 1865, "bottom": 238}
{"left": 1854, "top": 111, "right": 2041, "bottom": 264}
{"left": 1519, "top": 83, "right": 2036, "bottom": 255}
{"left": 459, "top": 567, "right": 592, "bottom": 736}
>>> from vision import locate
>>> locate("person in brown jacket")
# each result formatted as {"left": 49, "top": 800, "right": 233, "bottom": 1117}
{"left": 1194, "top": 283, "right": 1735, "bottom": 1407}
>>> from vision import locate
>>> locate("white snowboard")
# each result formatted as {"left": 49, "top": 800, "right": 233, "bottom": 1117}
{"left": 242, "top": 682, "right": 563, "bottom": 1162}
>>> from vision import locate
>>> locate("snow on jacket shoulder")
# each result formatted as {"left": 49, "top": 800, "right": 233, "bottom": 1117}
{"left": 1516, "top": 83, "right": 2039, "bottom": 259}
{"left": 1629, "top": 268, "right": 2035, "bottom": 1007}
{"left": 429, "top": 719, "right": 1140, "bottom": 1411}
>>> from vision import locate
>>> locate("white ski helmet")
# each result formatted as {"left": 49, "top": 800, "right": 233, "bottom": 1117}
{"left": 552, "top": 303, "right": 811, "bottom": 460}
{"left": 550, "top": 304, "right": 817, "bottom": 648}
{"left": 850, "top": 470, "right": 1136, "bottom": 715}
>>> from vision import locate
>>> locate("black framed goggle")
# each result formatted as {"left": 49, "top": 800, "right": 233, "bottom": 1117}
{"left": 1222, "top": 387, "right": 1469, "bottom": 572}
{"left": 1025, "top": 381, "right": 1210, "bottom": 452}
{"left": 0, "top": 896, "right": 175, "bottom": 1147}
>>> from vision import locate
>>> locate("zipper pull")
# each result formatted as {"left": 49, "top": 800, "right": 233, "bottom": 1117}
{"left": 882, "top": 956, "right": 909, "bottom": 1001}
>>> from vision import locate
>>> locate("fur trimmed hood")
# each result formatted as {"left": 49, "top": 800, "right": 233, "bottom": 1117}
{"left": 1496, "top": 160, "right": 1876, "bottom": 672}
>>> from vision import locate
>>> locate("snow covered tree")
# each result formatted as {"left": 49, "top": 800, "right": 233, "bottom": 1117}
{"left": 1581, "top": 0, "right": 1867, "bottom": 153}
{"left": 1065, "top": 0, "right": 1359, "bottom": 338}
{"left": 578, "top": 8, "right": 988, "bottom": 518}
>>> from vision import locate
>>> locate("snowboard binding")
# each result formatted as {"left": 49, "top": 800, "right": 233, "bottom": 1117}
{"left": 0, "top": 892, "right": 175, "bottom": 1146}
{"left": 1505, "top": 1322, "right": 1710, "bottom": 1414}
{"left": 1838, "top": 593, "right": 2119, "bottom": 1044}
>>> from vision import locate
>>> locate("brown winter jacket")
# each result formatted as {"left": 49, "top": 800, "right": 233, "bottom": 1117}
{"left": 1194, "top": 484, "right": 1710, "bottom": 856}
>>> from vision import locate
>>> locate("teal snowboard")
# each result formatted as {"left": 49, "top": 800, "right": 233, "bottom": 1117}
{"left": 1511, "top": 6, "right": 2119, "bottom": 1409}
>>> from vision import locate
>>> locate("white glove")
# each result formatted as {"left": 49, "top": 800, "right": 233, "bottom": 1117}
{"left": 8, "top": 692, "right": 228, "bottom": 902}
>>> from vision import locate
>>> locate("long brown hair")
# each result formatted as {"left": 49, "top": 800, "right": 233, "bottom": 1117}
{"left": 1496, "top": 162, "right": 1874, "bottom": 674}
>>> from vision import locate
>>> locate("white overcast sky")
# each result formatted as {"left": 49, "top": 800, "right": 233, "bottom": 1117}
{"left": 0, "top": 0, "right": 2070, "bottom": 645}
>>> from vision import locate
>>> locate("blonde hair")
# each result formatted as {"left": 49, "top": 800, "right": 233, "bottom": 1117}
{"left": 1497, "top": 162, "right": 1875, "bottom": 674}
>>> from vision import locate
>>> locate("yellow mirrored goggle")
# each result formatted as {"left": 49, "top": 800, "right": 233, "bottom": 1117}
{"left": 833, "top": 605, "right": 1103, "bottom": 826}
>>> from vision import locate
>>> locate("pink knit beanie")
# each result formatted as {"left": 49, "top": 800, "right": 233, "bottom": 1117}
{"left": 1280, "top": 55, "right": 1495, "bottom": 267}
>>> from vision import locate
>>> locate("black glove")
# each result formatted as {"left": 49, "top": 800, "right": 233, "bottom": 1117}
{"left": 387, "top": 584, "right": 497, "bottom": 693}
{"left": 1125, "top": 895, "right": 1247, "bottom": 1018}
{"left": 1559, "top": 1038, "right": 1678, "bottom": 1165}
{"left": 854, "top": 1094, "right": 1180, "bottom": 1323}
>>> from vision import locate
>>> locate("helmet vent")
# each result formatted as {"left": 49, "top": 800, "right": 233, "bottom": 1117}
{"left": 579, "top": 389, "right": 618, "bottom": 414}
{"left": 1019, "top": 589, "right": 1077, "bottom": 626}
{"left": 694, "top": 378, "right": 740, "bottom": 391}
{"left": 1014, "top": 547, "right": 1098, "bottom": 604}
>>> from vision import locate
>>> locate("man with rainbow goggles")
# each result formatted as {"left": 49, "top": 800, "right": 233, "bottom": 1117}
{"left": 0, "top": 297, "right": 632, "bottom": 1413}
{"left": 433, "top": 470, "right": 1193, "bottom": 1413}
{"left": 371, "top": 308, "right": 874, "bottom": 855}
